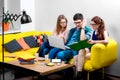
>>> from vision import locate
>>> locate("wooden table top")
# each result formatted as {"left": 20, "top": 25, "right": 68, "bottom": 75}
{"left": 5, "top": 58, "right": 74, "bottom": 76}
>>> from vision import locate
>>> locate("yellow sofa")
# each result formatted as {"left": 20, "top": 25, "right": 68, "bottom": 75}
{"left": 68, "top": 38, "right": 118, "bottom": 80}
{"left": 70, "top": 38, "right": 118, "bottom": 72}
{"left": 0, "top": 31, "right": 118, "bottom": 72}
{"left": 0, "top": 31, "right": 52, "bottom": 62}
{"left": 83, "top": 38, "right": 118, "bottom": 72}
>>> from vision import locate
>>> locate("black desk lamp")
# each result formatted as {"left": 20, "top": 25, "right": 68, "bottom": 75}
{"left": 21, "top": 11, "right": 32, "bottom": 24}
{"left": 1, "top": 8, "right": 32, "bottom": 80}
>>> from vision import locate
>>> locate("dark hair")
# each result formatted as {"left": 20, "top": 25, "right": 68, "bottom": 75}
{"left": 91, "top": 16, "right": 105, "bottom": 40}
{"left": 73, "top": 13, "right": 83, "bottom": 21}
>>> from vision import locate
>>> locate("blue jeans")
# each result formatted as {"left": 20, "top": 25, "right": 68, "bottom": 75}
{"left": 57, "top": 49, "right": 78, "bottom": 61}
{"left": 49, "top": 47, "right": 78, "bottom": 61}
{"left": 49, "top": 48, "right": 61, "bottom": 60}
{"left": 37, "top": 42, "right": 52, "bottom": 57}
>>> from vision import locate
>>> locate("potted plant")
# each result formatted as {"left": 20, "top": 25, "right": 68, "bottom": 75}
{"left": 2, "top": 10, "right": 14, "bottom": 31}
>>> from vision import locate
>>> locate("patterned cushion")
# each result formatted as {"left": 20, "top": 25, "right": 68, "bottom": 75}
{"left": 4, "top": 39, "right": 22, "bottom": 53}
{"left": 33, "top": 34, "right": 43, "bottom": 46}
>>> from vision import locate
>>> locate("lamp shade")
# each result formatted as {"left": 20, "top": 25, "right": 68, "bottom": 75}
{"left": 21, "top": 11, "right": 32, "bottom": 24}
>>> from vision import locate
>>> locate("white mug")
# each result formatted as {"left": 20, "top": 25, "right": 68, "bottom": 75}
{"left": 35, "top": 53, "right": 39, "bottom": 58}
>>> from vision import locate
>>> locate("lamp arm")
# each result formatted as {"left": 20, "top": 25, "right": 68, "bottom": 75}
{"left": 13, "top": 14, "right": 21, "bottom": 21}
{"left": 1, "top": 10, "right": 31, "bottom": 24}
{"left": 3, "top": 13, "right": 21, "bottom": 22}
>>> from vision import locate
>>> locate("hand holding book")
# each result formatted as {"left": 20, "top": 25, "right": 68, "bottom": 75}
{"left": 68, "top": 39, "right": 93, "bottom": 50}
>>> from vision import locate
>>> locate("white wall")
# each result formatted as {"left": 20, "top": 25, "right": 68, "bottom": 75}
{"left": 20, "top": 0, "right": 35, "bottom": 32}
{"left": 35, "top": 0, "right": 120, "bottom": 76}
{"left": 4, "top": 0, "right": 20, "bottom": 30}
{"left": 2, "top": 0, "right": 35, "bottom": 33}
{"left": 0, "top": 0, "right": 4, "bottom": 23}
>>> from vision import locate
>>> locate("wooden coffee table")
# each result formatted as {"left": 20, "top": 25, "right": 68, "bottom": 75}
{"left": 1, "top": 58, "right": 74, "bottom": 79}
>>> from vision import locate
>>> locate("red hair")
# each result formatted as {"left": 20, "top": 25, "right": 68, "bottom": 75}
{"left": 91, "top": 16, "right": 105, "bottom": 40}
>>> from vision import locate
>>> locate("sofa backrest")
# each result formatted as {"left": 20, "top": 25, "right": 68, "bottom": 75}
{"left": 0, "top": 31, "right": 52, "bottom": 52}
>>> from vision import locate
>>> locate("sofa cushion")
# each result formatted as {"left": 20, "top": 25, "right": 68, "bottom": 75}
{"left": 23, "top": 36, "right": 38, "bottom": 48}
{"left": 34, "top": 34, "right": 43, "bottom": 46}
{"left": 33, "top": 34, "right": 49, "bottom": 46}
{"left": 4, "top": 39, "right": 22, "bottom": 53}
{"left": 0, "top": 31, "right": 52, "bottom": 62}
{"left": 17, "top": 38, "right": 30, "bottom": 50}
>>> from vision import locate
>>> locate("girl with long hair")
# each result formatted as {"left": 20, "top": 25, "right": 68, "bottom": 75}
{"left": 37, "top": 15, "right": 69, "bottom": 57}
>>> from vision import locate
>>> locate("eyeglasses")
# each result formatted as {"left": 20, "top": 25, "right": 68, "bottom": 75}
{"left": 74, "top": 21, "right": 82, "bottom": 24}
{"left": 90, "top": 23, "right": 97, "bottom": 26}
{"left": 60, "top": 21, "right": 66, "bottom": 24}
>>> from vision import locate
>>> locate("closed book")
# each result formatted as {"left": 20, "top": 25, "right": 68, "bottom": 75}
{"left": 18, "top": 54, "right": 35, "bottom": 60}
{"left": 18, "top": 58, "right": 34, "bottom": 64}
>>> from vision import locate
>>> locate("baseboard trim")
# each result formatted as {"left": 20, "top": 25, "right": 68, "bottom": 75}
{"left": 105, "top": 73, "right": 120, "bottom": 79}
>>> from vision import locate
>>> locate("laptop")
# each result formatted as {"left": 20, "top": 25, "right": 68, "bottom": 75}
{"left": 47, "top": 36, "right": 70, "bottom": 50}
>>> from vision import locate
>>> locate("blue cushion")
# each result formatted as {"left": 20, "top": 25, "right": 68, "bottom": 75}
{"left": 23, "top": 36, "right": 38, "bottom": 48}
{"left": 4, "top": 39, "right": 22, "bottom": 53}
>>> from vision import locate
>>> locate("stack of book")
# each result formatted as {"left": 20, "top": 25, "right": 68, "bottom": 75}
{"left": 17, "top": 54, "right": 35, "bottom": 64}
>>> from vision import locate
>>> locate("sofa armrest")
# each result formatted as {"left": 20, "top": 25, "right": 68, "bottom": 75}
{"left": 90, "top": 38, "right": 118, "bottom": 69}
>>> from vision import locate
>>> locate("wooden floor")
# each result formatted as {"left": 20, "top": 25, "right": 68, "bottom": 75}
{"left": 105, "top": 74, "right": 120, "bottom": 80}
{"left": 1, "top": 68, "right": 120, "bottom": 80}
{"left": 14, "top": 75, "right": 120, "bottom": 80}
{"left": 14, "top": 71, "right": 120, "bottom": 80}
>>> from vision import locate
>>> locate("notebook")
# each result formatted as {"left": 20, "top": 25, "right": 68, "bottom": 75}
{"left": 47, "top": 36, "right": 70, "bottom": 50}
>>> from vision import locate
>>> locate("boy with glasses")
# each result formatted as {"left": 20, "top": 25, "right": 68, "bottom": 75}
{"left": 56, "top": 13, "right": 92, "bottom": 79}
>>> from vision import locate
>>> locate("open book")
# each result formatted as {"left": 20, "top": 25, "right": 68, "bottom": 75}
{"left": 68, "top": 39, "right": 93, "bottom": 50}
